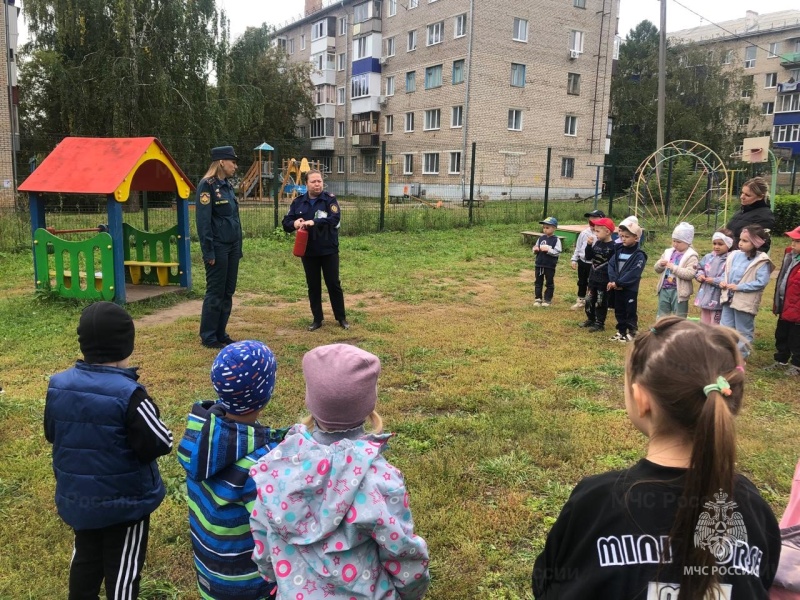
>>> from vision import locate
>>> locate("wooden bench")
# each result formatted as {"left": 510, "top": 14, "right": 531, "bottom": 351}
{"left": 124, "top": 261, "right": 178, "bottom": 286}
{"left": 521, "top": 231, "right": 567, "bottom": 247}
{"left": 50, "top": 270, "right": 103, "bottom": 292}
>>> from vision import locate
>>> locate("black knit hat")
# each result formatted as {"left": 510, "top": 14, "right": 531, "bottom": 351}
{"left": 77, "top": 302, "right": 135, "bottom": 364}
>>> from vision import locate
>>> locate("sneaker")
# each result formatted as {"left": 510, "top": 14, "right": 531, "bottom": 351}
{"left": 541, "top": 302, "right": 551, "bottom": 307}
{"left": 579, "top": 320, "right": 595, "bottom": 328}
{"left": 534, "top": 299, "right": 542, "bottom": 306}
{"left": 588, "top": 324, "right": 605, "bottom": 332}
{"left": 609, "top": 332, "right": 623, "bottom": 342}
{"left": 624, "top": 332, "right": 636, "bottom": 342}
{"left": 763, "top": 361, "right": 788, "bottom": 371}
{"left": 570, "top": 298, "right": 585, "bottom": 310}
{"left": 787, "top": 365, "right": 800, "bottom": 376}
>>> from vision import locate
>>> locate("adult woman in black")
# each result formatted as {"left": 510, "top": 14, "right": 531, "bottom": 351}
{"left": 196, "top": 146, "right": 242, "bottom": 348}
{"left": 725, "top": 176, "right": 775, "bottom": 252}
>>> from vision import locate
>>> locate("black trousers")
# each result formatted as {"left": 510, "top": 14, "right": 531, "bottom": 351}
{"left": 69, "top": 516, "right": 150, "bottom": 600}
{"left": 200, "top": 243, "right": 240, "bottom": 344}
{"left": 534, "top": 267, "right": 555, "bottom": 302}
{"left": 301, "top": 253, "right": 346, "bottom": 322}
{"left": 775, "top": 318, "right": 800, "bottom": 367}
{"left": 576, "top": 261, "right": 591, "bottom": 298}
{"left": 613, "top": 288, "right": 639, "bottom": 335}
{"left": 585, "top": 284, "right": 609, "bottom": 326}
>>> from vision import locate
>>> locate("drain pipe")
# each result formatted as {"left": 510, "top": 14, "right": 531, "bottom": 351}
{"left": 460, "top": 0, "right": 474, "bottom": 200}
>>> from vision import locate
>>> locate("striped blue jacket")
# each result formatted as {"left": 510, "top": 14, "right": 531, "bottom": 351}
{"left": 177, "top": 401, "right": 287, "bottom": 600}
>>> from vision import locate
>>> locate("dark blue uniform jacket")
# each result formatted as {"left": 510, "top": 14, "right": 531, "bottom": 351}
{"left": 196, "top": 176, "right": 242, "bottom": 262}
{"left": 282, "top": 191, "right": 341, "bottom": 256}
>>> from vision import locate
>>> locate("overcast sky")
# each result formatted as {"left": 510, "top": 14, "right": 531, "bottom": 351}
{"left": 14, "top": 0, "right": 800, "bottom": 46}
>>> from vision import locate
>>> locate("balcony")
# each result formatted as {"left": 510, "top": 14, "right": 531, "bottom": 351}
{"left": 311, "top": 137, "right": 335, "bottom": 151}
{"left": 780, "top": 52, "right": 800, "bottom": 68}
{"left": 351, "top": 134, "right": 379, "bottom": 148}
{"left": 778, "top": 81, "right": 800, "bottom": 94}
{"left": 353, "top": 18, "right": 381, "bottom": 36}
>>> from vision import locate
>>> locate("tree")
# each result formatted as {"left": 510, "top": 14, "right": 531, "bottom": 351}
{"left": 609, "top": 21, "right": 756, "bottom": 188}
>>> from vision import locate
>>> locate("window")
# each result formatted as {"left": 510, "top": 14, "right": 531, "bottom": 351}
{"left": 451, "top": 105, "right": 463, "bottom": 128}
{"left": 355, "top": 37, "right": 368, "bottom": 59}
{"left": 350, "top": 156, "right": 358, "bottom": 173}
{"left": 312, "top": 51, "right": 335, "bottom": 71}
{"left": 565, "top": 115, "right": 577, "bottom": 136}
{"left": 765, "top": 72, "right": 777, "bottom": 88}
{"left": 311, "top": 118, "right": 335, "bottom": 138}
{"left": 570, "top": 30, "right": 584, "bottom": 53}
{"left": 353, "top": 2, "right": 369, "bottom": 23}
{"left": 408, "top": 30, "right": 417, "bottom": 51}
{"left": 409, "top": 0, "right": 418, "bottom": 7}
{"left": 423, "top": 153, "right": 439, "bottom": 174}
{"left": 722, "top": 49, "right": 733, "bottom": 65}
{"left": 778, "top": 93, "right": 800, "bottom": 113}
{"left": 339, "top": 17, "right": 347, "bottom": 36}
{"left": 288, "top": 39, "right": 295, "bottom": 54}
{"left": 513, "top": 18, "right": 528, "bottom": 42}
{"left": 738, "top": 114, "right": 750, "bottom": 127}
{"left": 449, "top": 152, "right": 461, "bottom": 174}
{"left": 744, "top": 46, "right": 756, "bottom": 69}
{"left": 762, "top": 102, "right": 775, "bottom": 115}
{"left": 404, "top": 154, "right": 413, "bottom": 174}
{"left": 561, "top": 157, "right": 575, "bottom": 178}
{"left": 386, "top": 76, "right": 395, "bottom": 96}
{"left": 574, "top": 0, "right": 586, "bottom": 7}
{"left": 337, "top": 87, "right": 345, "bottom": 105}
{"left": 567, "top": 72, "right": 581, "bottom": 95}
{"left": 364, "top": 155, "right": 377, "bottom": 174}
{"left": 424, "top": 108, "right": 441, "bottom": 130}
{"left": 455, "top": 14, "right": 467, "bottom": 38}
{"left": 406, "top": 71, "right": 416, "bottom": 92}
{"left": 314, "top": 84, "right": 336, "bottom": 105}
{"left": 337, "top": 156, "right": 345, "bottom": 173}
{"left": 312, "top": 20, "right": 326, "bottom": 40}
{"left": 768, "top": 42, "right": 779, "bottom": 58}
{"left": 511, "top": 63, "right": 526, "bottom": 87}
{"left": 508, "top": 109, "right": 523, "bottom": 131}
{"left": 337, "top": 52, "right": 346, "bottom": 71}
{"left": 351, "top": 74, "right": 370, "bottom": 98}
{"left": 425, "top": 65, "right": 443, "bottom": 89}
{"left": 388, "top": 0, "right": 396, "bottom": 17}
{"left": 385, "top": 114, "right": 394, "bottom": 134}
{"left": 386, "top": 37, "right": 395, "bottom": 57}
{"left": 427, "top": 21, "right": 444, "bottom": 46}
{"left": 337, "top": 121, "right": 345, "bottom": 138}
{"left": 452, "top": 59, "right": 465, "bottom": 84}
{"left": 301, "top": 34, "right": 306, "bottom": 50}
{"left": 405, "top": 112, "right": 415, "bottom": 132}
{"left": 741, "top": 75, "right": 753, "bottom": 98}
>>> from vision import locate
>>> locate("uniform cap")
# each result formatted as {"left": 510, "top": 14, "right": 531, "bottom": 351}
{"left": 211, "top": 146, "right": 238, "bottom": 161}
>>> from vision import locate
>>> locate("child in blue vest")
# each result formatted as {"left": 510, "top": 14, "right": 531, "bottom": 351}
{"left": 608, "top": 222, "right": 648, "bottom": 342}
{"left": 44, "top": 302, "right": 173, "bottom": 599}
{"left": 533, "top": 216, "right": 563, "bottom": 307}
{"left": 178, "top": 340, "right": 288, "bottom": 600}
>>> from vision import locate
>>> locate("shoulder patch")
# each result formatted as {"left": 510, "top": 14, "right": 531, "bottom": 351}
{"left": 330, "top": 203, "right": 339, "bottom": 213}
{"left": 200, "top": 192, "right": 211, "bottom": 205}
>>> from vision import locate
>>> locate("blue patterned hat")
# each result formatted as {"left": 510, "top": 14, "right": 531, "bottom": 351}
{"left": 211, "top": 341, "right": 277, "bottom": 415}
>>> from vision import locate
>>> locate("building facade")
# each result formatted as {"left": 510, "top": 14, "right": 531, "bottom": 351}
{"left": 274, "top": 0, "right": 620, "bottom": 199}
{"left": 671, "top": 10, "right": 800, "bottom": 172}
{"left": 0, "top": 0, "right": 20, "bottom": 208}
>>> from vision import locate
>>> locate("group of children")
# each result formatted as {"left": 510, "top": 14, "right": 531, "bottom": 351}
{"left": 535, "top": 207, "right": 800, "bottom": 370}
{"left": 45, "top": 302, "right": 430, "bottom": 600}
{"left": 42, "top": 209, "right": 800, "bottom": 598}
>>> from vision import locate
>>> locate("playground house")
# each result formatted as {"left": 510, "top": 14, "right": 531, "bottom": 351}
{"left": 19, "top": 137, "right": 195, "bottom": 304}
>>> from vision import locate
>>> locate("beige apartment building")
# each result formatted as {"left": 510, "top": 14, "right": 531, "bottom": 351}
{"left": 0, "top": 0, "right": 20, "bottom": 208}
{"left": 670, "top": 10, "right": 800, "bottom": 169}
{"left": 275, "top": 0, "right": 620, "bottom": 199}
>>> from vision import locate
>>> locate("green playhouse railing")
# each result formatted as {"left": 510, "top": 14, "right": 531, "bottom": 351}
{"left": 122, "top": 223, "right": 181, "bottom": 286}
{"left": 33, "top": 228, "right": 116, "bottom": 301}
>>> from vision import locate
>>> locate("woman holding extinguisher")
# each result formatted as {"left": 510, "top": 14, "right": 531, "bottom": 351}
{"left": 282, "top": 170, "right": 349, "bottom": 331}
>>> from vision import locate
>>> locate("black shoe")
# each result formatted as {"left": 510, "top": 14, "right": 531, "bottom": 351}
{"left": 220, "top": 336, "right": 236, "bottom": 345}
{"left": 579, "top": 320, "right": 595, "bottom": 328}
{"left": 307, "top": 321, "right": 323, "bottom": 331}
{"left": 338, "top": 319, "right": 350, "bottom": 330}
{"left": 588, "top": 324, "right": 605, "bottom": 332}
{"left": 202, "top": 341, "right": 226, "bottom": 349}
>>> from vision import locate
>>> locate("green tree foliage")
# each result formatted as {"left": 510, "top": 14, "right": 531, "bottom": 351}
{"left": 609, "top": 21, "right": 757, "bottom": 185}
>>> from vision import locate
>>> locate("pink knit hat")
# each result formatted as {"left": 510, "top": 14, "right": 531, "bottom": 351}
{"left": 303, "top": 344, "right": 381, "bottom": 431}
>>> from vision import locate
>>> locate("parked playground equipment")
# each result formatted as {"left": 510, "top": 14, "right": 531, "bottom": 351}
{"left": 239, "top": 142, "right": 274, "bottom": 201}
{"left": 278, "top": 157, "right": 323, "bottom": 203}
{"left": 19, "top": 137, "right": 195, "bottom": 303}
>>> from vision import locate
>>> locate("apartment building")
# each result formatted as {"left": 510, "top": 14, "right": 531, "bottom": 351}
{"left": 0, "top": 0, "right": 20, "bottom": 208}
{"left": 274, "top": 0, "right": 620, "bottom": 199}
{"left": 671, "top": 10, "right": 800, "bottom": 164}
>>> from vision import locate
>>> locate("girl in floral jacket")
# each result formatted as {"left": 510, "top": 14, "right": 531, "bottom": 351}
{"left": 249, "top": 344, "right": 430, "bottom": 600}
{"left": 694, "top": 230, "right": 734, "bottom": 325}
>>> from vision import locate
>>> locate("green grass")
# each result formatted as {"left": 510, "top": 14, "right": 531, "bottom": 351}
{"left": 0, "top": 223, "right": 797, "bottom": 599}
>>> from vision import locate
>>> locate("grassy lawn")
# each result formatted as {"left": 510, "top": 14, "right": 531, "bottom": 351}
{"left": 0, "top": 223, "right": 797, "bottom": 599}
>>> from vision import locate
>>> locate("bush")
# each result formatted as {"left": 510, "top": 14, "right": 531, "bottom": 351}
{"left": 774, "top": 195, "right": 800, "bottom": 235}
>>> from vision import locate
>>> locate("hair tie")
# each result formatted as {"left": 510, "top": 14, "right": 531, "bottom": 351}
{"left": 735, "top": 365, "right": 745, "bottom": 373}
{"left": 703, "top": 376, "right": 732, "bottom": 398}
{"left": 650, "top": 327, "right": 657, "bottom": 334}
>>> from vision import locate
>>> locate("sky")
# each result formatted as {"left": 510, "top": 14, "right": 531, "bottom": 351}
{"left": 13, "top": 0, "right": 800, "bottom": 46}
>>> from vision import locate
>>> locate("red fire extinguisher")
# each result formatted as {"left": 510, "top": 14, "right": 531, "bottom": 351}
{"left": 293, "top": 227, "right": 308, "bottom": 257}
